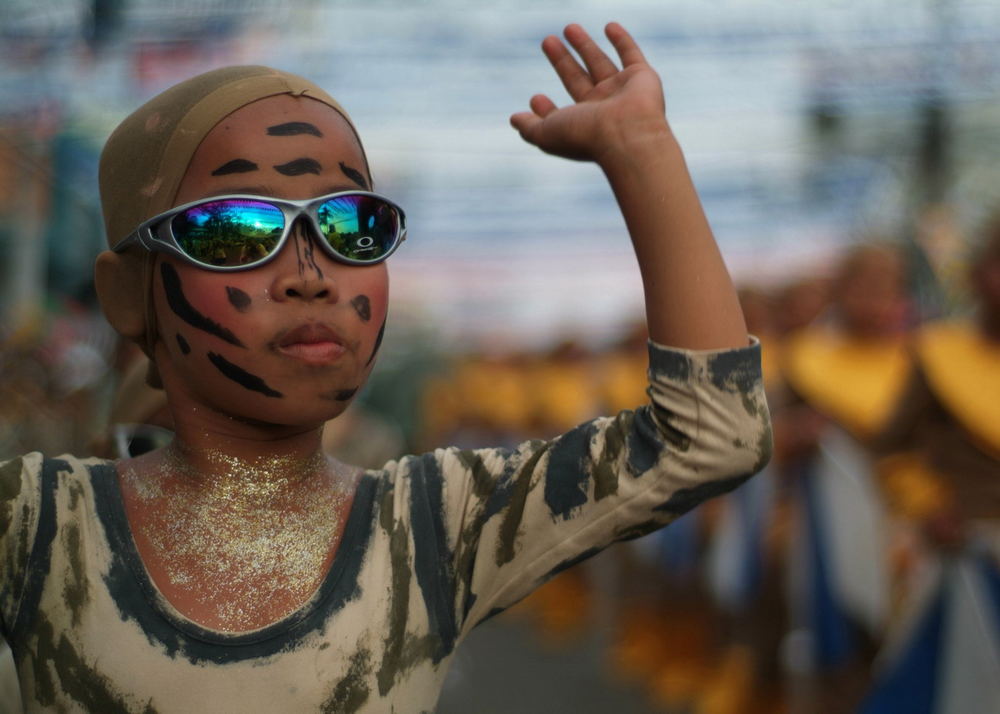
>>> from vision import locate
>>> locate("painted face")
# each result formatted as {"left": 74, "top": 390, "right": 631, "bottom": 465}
{"left": 152, "top": 94, "right": 389, "bottom": 429}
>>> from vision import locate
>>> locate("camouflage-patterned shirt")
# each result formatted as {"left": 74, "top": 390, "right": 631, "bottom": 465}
{"left": 0, "top": 340, "right": 769, "bottom": 713}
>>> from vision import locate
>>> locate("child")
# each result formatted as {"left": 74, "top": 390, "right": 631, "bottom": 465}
{"left": 0, "top": 24, "right": 770, "bottom": 713}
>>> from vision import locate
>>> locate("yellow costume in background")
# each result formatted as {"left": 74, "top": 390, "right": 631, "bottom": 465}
{"left": 783, "top": 328, "right": 911, "bottom": 440}
{"left": 916, "top": 321, "right": 1000, "bottom": 461}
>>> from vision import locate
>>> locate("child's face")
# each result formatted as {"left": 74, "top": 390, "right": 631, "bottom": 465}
{"left": 152, "top": 94, "right": 389, "bottom": 429}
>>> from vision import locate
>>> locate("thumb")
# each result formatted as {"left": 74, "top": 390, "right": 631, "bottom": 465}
{"left": 510, "top": 112, "right": 543, "bottom": 145}
{"left": 510, "top": 93, "right": 558, "bottom": 146}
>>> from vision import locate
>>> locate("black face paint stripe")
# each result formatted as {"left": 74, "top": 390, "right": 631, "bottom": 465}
{"left": 176, "top": 334, "right": 191, "bottom": 355}
{"left": 274, "top": 158, "right": 322, "bottom": 176}
{"left": 321, "top": 387, "right": 359, "bottom": 402}
{"left": 225, "top": 286, "right": 251, "bottom": 312}
{"left": 266, "top": 122, "right": 323, "bottom": 137}
{"left": 289, "top": 226, "right": 323, "bottom": 281}
{"left": 160, "top": 263, "right": 246, "bottom": 348}
{"left": 207, "top": 352, "right": 283, "bottom": 398}
{"left": 211, "top": 159, "right": 259, "bottom": 176}
{"left": 365, "top": 319, "right": 387, "bottom": 367}
{"left": 339, "top": 162, "right": 370, "bottom": 190}
{"left": 302, "top": 231, "right": 324, "bottom": 278}
{"left": 350, "top": 295, "right": 371, "bottom": 322}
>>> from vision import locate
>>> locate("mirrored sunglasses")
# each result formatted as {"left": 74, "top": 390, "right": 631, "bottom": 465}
{"left": 113, "top": 191, "right": 407, "bottom": 270}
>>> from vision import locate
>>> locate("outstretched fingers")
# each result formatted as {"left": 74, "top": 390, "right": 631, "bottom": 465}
{"left": 563, "top": 23, "right": 619, "bottom": 83}
{"left": 542, "top": 35, "right": 593, "bottom": 102}
{"left": 543, "top": 23, "right": 645, "bottom": 103}
{"left": 605, "top": 22, "right": 647, "bottom": 67}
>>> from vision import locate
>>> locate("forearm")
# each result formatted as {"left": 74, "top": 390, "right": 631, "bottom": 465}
{"left": 598, "top": 122, "right": 747, "bottom": 350}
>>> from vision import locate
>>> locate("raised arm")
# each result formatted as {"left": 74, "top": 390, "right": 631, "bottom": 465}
{"left": 510, "top": 22, "right": 747, "bottom": 350}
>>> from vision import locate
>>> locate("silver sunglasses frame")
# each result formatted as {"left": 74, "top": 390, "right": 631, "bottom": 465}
{"left": 112, "top": 190, "right": 407, "bottom": 271}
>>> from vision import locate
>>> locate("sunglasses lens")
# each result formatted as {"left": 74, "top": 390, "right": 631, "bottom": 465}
{"left": 317, "top": 194, "right": 401, "bottom": 262}
{"left": 172, "top": 199, "right": 284, "bottom": 267}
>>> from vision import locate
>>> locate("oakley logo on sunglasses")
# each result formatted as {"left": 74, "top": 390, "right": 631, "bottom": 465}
{"left": 113, "top": 191, "right": 407, "bottom": 271}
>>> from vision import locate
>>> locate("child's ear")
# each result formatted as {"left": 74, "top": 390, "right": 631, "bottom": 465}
{"left": 94, "top": 250, "right": 147, "bottom": 339}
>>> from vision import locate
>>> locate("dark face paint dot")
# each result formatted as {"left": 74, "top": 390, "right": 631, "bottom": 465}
{"left": 350, "top": 295, "right": 371, "bottom": 322}
{"left": 226, "top": 286, "right": 252, "bottom": 312}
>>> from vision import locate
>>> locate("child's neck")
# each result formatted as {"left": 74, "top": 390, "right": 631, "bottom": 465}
{"left": 165, "top": 441, "right": 329, "bottom": 501}
{"left": 161, "top": 425, "right": 338, "bottom": 501}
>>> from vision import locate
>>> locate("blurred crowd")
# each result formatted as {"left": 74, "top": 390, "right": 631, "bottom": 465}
{"left": 0, "top": 206, "right": 998, "bottom": 714}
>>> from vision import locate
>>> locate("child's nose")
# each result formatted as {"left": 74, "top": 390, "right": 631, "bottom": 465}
{"left": 270, "top": 221, "right": 340, "bottom": 303}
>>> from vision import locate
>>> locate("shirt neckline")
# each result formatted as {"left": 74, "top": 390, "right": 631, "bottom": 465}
{"left": 95, "top": 458, "right": 378, "bottom": 647}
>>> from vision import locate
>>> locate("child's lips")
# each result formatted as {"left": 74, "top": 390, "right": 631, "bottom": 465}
{"left": 273, "top": 323, "right": 347, "bottom": 365}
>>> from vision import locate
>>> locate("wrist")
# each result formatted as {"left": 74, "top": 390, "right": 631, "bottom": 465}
{"left": 594, "top": 118, "right": 679, "bottom": 174}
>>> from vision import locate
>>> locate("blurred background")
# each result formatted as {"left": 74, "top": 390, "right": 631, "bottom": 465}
{"left": 2, "top": 1, "right": 1000, "bottom": 713}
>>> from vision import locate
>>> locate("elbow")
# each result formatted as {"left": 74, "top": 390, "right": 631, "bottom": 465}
{"left": 698, "top": 406, "right": 774, "bottom": 484}
{"left": 749, "top": 420, "right": 774, "bottom": 475}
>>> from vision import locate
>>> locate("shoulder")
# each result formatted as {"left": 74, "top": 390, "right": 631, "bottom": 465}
{"left": 1, "top": 453, "right": 114, "bottom": 516}
{"left": 1, "top": 452, "right": 45, "bottom": 510}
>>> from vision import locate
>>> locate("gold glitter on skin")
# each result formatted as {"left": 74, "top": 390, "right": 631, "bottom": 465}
{"left": 119, "top": 444, "right": 358, "bottom": 633}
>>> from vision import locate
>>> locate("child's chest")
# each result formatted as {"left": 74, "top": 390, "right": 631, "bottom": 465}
{"left": 122, "top": 484, "right": 355, "bottom": 632}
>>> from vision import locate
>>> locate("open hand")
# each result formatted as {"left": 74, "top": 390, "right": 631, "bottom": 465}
{"left": 510, "top": 23, "right": 668, "bottom": 163}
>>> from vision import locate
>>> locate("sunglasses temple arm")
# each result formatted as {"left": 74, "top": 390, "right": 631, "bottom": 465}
{"left": 112, "top": 230, "right": 142, "bottom": 254}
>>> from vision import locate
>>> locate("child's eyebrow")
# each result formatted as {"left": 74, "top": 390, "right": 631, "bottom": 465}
{"left": 339, "top": 162, "right": 369, "bottom": 190}
{"left": 274, "top": 158, "right": 322, "bottom": 176}
{"left": 266, "top": 122, "right": 323, "bottom": 137}
{"left": 211, "top": 158, "right": 259, "bottom": 176}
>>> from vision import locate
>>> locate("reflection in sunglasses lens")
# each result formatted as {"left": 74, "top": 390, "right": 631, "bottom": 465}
{"left": 318, "top": 196, "right": 398, "bottom": 261}
{"left": 173, "top": 200, "right": 283, "bottom": 266}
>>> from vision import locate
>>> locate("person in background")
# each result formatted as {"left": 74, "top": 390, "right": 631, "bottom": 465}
{"left": 777, "top": 243, "right": 914, "bottom": 713}
{"left": 859, "top": 211, "right": 1000, "bottom": 714}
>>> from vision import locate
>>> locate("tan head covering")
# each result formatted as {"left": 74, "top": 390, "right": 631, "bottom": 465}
{"left": 98, "top": 65, "right": 369, "bottom": 365}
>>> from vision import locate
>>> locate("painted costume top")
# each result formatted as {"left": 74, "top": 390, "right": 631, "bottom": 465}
{"left": 0, "top": 340, "right": 770, "bottom": 714}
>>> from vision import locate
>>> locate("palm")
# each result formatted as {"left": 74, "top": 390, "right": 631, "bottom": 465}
{"left": 511, "top": 23, "right": 667, "bottom": 162}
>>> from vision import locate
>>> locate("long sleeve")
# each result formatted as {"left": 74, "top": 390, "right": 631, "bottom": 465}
{"left": 382, "top": 339, "right": 771, "bottom": 643}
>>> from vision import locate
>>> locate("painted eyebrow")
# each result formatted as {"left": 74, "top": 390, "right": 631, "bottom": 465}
{"left": 339, "top": 162, "right": 370, "bottom": 190}
{"left": 196, "top": 184, "right": 361, "bottom": 199}
{"left": 211, "top": 158, "right": 259, "bottom": 176}
{"left": 273, "top": 158, "right": 322, "bottom": 176}
{"left": 266, "top": 122, "right": 323, "bottom": 137}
